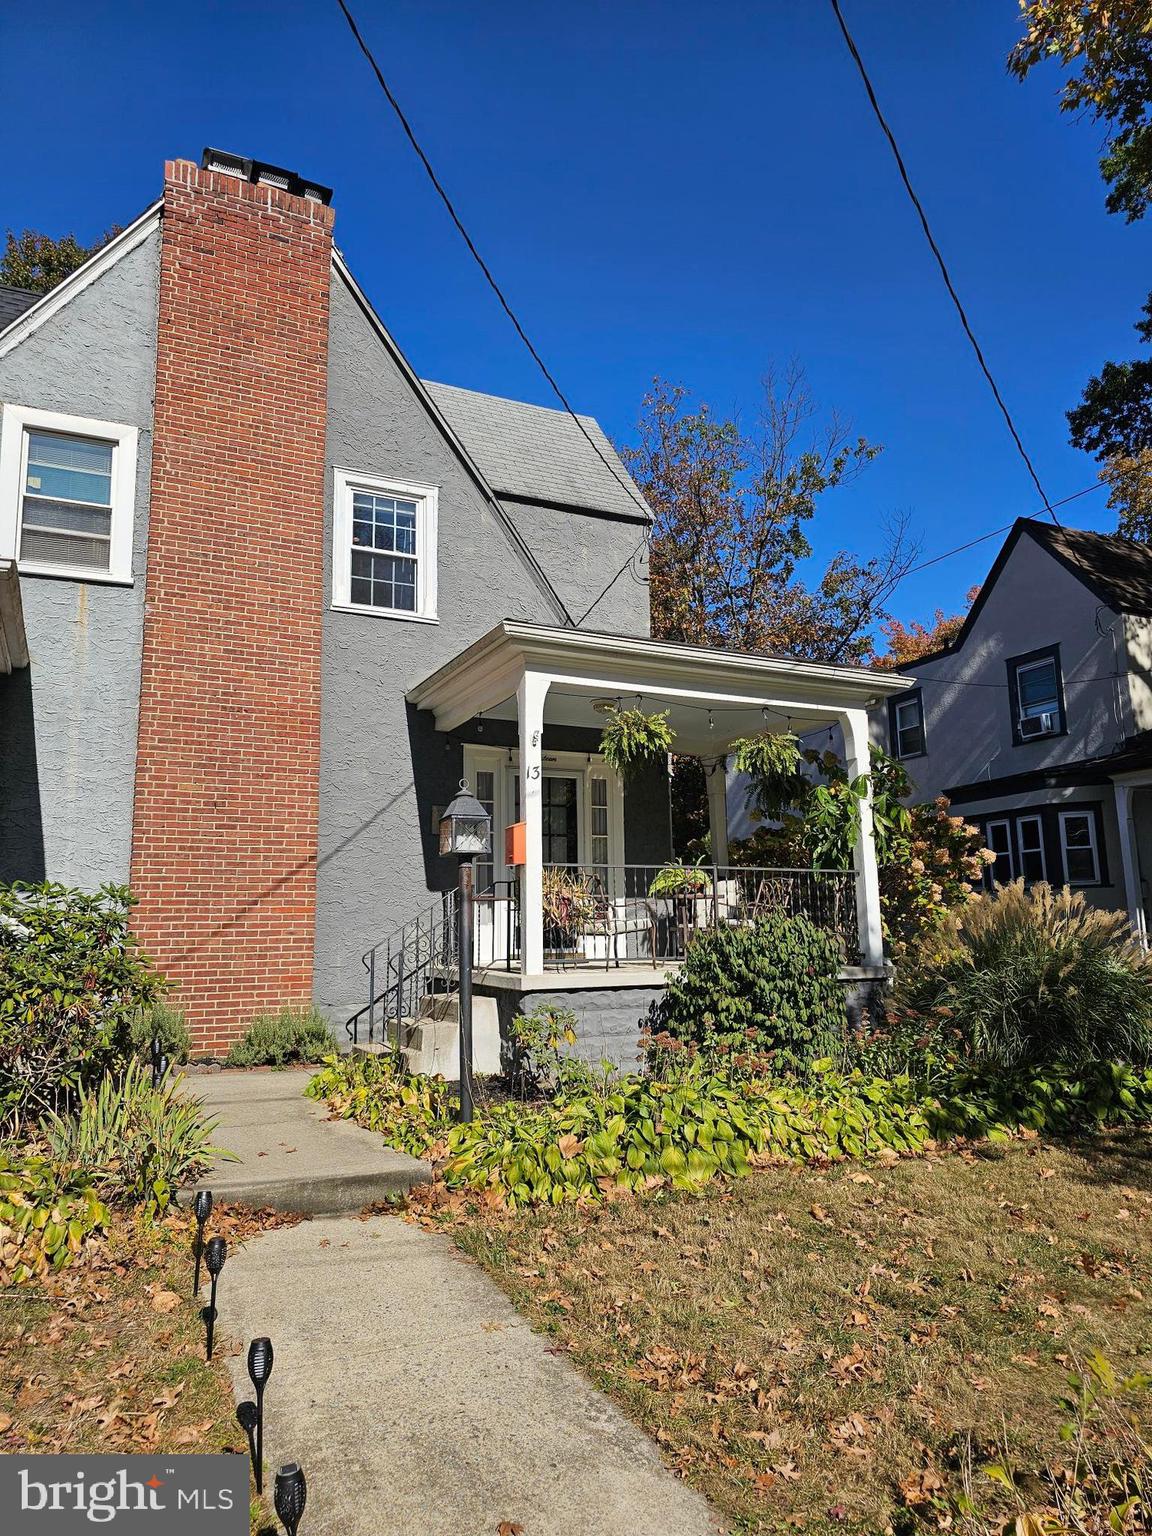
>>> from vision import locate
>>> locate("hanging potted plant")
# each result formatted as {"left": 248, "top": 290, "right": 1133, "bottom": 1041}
{"left": 729, "top": 731, "right": 806, "bottom": 820}
{"left": 599, "top": 706, "right": 675, "bottom": 779}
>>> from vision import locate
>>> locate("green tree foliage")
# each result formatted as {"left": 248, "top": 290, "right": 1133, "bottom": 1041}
{"left": 1011, "top": 5, "right": 1152, "bottom": 530}
{"left": 0, "top": 227, "right": 119, "bottom": 295}
{"left": 623, "top": 367, "right": 914, "bottom": 664}
{"left": 658, "top": 911, "right": 843, "bottom": 1069}
{"left": 0, "top": 882, "right": 165, "bottom": 1133}
{"left": 896, "top": 880, "right": 1152, "bottom": 1069}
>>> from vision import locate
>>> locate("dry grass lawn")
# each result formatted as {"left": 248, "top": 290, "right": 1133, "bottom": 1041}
{"left": 452, "top": 1132, "right": 1152, "bottom": 1535}
{"left": 0, "top": 1206, "right": 292, "bottom": 1530}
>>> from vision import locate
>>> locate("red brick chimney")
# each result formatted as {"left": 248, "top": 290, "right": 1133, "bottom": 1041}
{"left": 131, "top": 154, "right": 335, "bottom": 1053}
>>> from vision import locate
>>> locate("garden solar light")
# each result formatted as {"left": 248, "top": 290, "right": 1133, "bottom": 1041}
{"left": 236, "top": 1400, "right": 258, "bottom": 1483}
{"left": 201, "top": 1236, "right": 227, "bottom": 1360}
{"left": 247, "top": 1336, "right": 275, "bottom": 1492}
{"left": 192, "top": 1189, "right": 213, "bottom": 1295}
{"left": 274, "top": 1463, "right": 307, "bottom": 1536}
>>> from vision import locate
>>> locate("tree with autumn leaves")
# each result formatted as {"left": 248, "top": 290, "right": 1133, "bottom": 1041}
{"left": 1011, "top": 2, "right": 1152, "bottom": 534}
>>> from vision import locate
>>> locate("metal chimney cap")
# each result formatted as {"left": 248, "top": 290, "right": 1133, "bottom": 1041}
{"left": 200, "top": 148, "right": 333, "bottom": 206}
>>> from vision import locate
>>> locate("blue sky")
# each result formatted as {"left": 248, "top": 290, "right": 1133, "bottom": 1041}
{"left": 4, "top": 1, "right": 1148, "bottom": 628}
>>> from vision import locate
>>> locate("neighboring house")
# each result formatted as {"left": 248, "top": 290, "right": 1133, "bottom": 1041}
{"left": 879, "top": 517, "right": 1152, "bottom": 940}
{"left": 0, "top": 148, "right": 910, "bottom": 1057}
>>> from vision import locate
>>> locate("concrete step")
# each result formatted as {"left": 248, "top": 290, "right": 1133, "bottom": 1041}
{"left": 182, "top": 1067, "right": 430, "bottom": 1216}
{"left": 401, "top": 994, "right": 501, "bottom": 1077}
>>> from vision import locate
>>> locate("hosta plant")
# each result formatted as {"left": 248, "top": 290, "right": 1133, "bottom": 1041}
{"left": 0, "top": 1150, "right": 109, "bottom": 1283}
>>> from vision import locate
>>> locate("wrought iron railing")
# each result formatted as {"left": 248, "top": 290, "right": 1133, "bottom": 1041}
{"left": 345, "top": 890, "right": 458, "bottom": 1047}
{"left": 345, "top": 865, "right": 860, "bottom": 1044}
{"left": 474, "top": 864, "right": 860, "bottom": 971}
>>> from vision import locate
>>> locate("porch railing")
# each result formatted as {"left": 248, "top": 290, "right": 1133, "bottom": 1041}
{"left": 345, "top": 890, "right": 458, "bottom": 1047}
{"left": 473, "top": 864, "right": 860, "bottom": 971}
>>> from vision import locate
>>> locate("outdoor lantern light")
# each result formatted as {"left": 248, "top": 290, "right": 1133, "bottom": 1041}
{"left": 236, "top": 1400, "right": 259, "bottom": 1483}
{"left": 192, "top": 1189, "right": 213, "bottom": 1295}
{"left": 438, "top": 780, "right": 492, "bottom": 857}
{"left": 274, "top": 1463, "right": 307, "bottom": 1536}
{"left": 202, "top": 1236, "right": 227, "bottom": 1360}
{"left": 438, "top": 782, "right": 491, "bottom": 1126}
{"left": 247, "top": 1336, "right": 275, "bottom": 1492}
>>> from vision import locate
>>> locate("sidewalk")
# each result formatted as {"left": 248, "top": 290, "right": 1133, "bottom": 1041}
{"left": 215, "top": 1211, "right": 726, "bottom": 1536}
{"left": 185, "top": 1068, "right": 430, "bottom": 1215}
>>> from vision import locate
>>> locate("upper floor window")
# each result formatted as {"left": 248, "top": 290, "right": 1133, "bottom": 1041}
{"left": 332, "top": 469, "right": 438, "bottom": 622}
{"left": 1007, "top": 645, "right": 1065, "bottom": 744}
{"left": 890, "top": 689, "right": 925, "bottom": 759}
{"left": 0, "top": 404, "right": 138, "bottom": 582}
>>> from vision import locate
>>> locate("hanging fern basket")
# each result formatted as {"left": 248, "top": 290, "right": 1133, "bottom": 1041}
{"left": 599, "top": 706, "right": 675, "bottom": 779}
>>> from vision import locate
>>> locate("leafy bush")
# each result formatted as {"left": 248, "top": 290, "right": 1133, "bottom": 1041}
{"left": 305, "top": 1049, "right": 453, "bottom": 1157}
{"left": 658, "top": 912, "right": 843, "bottom": 1069}
{"left": 127, "top": 1000, "right": 191, "bottom": 1066}
{"left": 0, "top": 882, "right": 165, "bottom": 1133}
{"left": 46, "top": 1059, "right": 222, "bottom": 1214}
{"left": 225, "top": 1006, "right": 333, "bottom": 1067}
{"left": 308, "top": 1048, "right": 1152, "bottom": 1210}
{"left": 896, "top": 880, "right": 1152, "bottom": 1068}
{"left": 0, "top": 1149, "right": 109, "bottom": 1283}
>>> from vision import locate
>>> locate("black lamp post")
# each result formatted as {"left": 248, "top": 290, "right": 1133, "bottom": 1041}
{"left": 247, "top": 1336, "right": 274, "bottom": 1492}
{"left": 192, "top": 1189, "right": 213, "bottom": 1295}
{"left": 439, "top": 780, "right": 491, "bottom": 1124}
{"left": 201, "top": 1236, "right": 227, "bottom": 1360}
{"left": 274, "top": 1463, "right": 307, "bottom": 1536}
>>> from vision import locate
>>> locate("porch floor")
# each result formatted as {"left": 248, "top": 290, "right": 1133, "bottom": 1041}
{"left": 475, "top": 960, "right": 681, "bottom": 991}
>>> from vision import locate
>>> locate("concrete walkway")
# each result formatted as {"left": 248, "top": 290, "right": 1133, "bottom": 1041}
{"left": 216, "top": 1212, "right": 726, "bottom": 1536}
{"left": 185, "top": 1069, "right": 430, "bottom": 1215}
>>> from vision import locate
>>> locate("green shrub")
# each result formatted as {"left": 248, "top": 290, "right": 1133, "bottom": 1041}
{"left": 0, "top": 1149, "right": 109, "bottom": 1283}
{"left": 929, "top": 1058, "right": 1152, "bottom": 1142}
{"left": 896, "top": 880, "right": 1152, "bottom": 1069}
{"left": 127, "top": 1000, "right": 191, "bottom": 1066}
{"left": 658, "top": 912, "right": 843, "bottom": 1069}
{"left": 0, "top": 881, "right": 165, "bottom": 1133}
{"left": 46, "top": 1058, "right": 223, "bottom": 1214}
{"left": 305, "top": 1049, "right": 454, "bottom": 1156}
{"left": 225, "top": 1006, "right": 333, "bottom": 1067}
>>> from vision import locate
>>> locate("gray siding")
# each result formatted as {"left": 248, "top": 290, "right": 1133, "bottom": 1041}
{"left": 317, "top": 274, "right": 655, "bottom": 1019}
{"left": 893, "top": 535, "right": 1132, "bottom": 803}
{"left": 0, "top": 230, "right": 159, "bottom": 887}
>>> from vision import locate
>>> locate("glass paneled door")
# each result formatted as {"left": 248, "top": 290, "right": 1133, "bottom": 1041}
{"left": 542, "top": 775, "right": 579, "bottom": 866}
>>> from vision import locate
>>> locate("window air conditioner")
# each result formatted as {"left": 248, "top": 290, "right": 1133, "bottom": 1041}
{"left": 1019, "top": 711, "right": 1056, "bottom": 739}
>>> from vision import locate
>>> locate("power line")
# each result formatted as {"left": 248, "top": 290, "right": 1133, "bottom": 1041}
{"left": 829, "top": 0, "right": 1059, "bottom": 524}
{"left": 898, "top": 481, "right": 1104, "bottom": 582}
{"left": 333, "top": 0, "right": 653, "bottom": 533}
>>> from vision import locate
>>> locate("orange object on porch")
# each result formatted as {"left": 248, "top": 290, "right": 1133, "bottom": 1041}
{"left": 505, "top": 821, "right": 527, "bottom": 866}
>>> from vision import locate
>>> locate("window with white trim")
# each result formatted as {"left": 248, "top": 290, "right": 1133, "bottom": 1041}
{"left": 0, "top": 404, "right": 138, "bottom": 582}
{"left": 1059, "top": 810, "right": 1100, "bottom": 886}
{"left": 1016, "top": 814, "right": 1046, "bottom": 883}
{"left": 589, "top": 774, "right": 609, "bottom": 869}
{"left": 332, "top": 469, "right": 438, "bottom": 621}
{"left": 984, "top": 819, "right": 1014, "bottom": 888}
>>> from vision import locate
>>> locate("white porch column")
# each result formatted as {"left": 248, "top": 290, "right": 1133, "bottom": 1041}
{"left": 517, "top": 669, "right": 549, "bottom": 975}
{"left": 706, "top": 759, "right": 730, "bottom": 867}
{"left": 842, "top": 708, "right": 885, "bottom": 969}
{"left": 1114, "top": 781, "right": 1147, "bottom": 946}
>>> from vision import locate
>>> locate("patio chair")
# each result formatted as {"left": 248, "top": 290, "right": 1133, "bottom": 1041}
{"left": 581, "top": 875, "right": 657, "bottom": 969}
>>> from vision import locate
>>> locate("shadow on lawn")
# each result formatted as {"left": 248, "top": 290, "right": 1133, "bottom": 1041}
{"left": 1053, "top": 1127, "right": 1152, "bottom": 1195}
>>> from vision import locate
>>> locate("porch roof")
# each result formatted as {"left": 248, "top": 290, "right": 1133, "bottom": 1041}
{"left": 407, "top": 621, "right": 912, "bottom": 748}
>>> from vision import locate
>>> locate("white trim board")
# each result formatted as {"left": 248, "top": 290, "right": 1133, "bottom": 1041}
{"left": 0, "top": 204, "right": 162, "bottom": 363}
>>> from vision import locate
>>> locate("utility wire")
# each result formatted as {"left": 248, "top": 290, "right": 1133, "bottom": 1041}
{"left": 899, "top": 481, "right": 1104, "bottom": 582}
{"left": 334, "top": 0, "right": 654, "bottom": 535}
{"left": 829, "top": 0, "right": 1059, "bottom": 523}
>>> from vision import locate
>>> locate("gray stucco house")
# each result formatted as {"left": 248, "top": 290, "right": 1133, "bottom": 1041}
{"left": 878, "top": 516, "right": 1152, "bottom": 940}
{"left": 0, "top": 148, "right": 909, "bottom": 1058}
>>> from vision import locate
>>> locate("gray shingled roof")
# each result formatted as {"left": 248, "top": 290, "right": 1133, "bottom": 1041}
{"left": 423, "top": 380, "right": 650, "bottom": 522}
{"left": 1026, "top": 519, "right": 1152, "bottom": 617}
{"left": 0, "top": 284, "right": 40, "bottom": 332}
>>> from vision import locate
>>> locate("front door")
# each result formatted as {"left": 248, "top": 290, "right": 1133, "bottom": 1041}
{"left": 542, "top": 774, "right": 580, "bottom": 866}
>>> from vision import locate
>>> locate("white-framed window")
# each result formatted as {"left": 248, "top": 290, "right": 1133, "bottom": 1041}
{"left": 332, "top": 468, "right": 438, "bottom": 622}
{"left": 0, "top": 404, "right": 138, "bottom": 583}
{"left": 984, "top": 818, "right": 1014, "bottom": 888}
{"left": 892, "top": 691, "right": 925, "bottom": 759}
{"left": 1016, "top": 815, "right": 1046, "bottom": 883}
{"left": 1059, "top": 810, "right": 1100, "bottom": 886}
